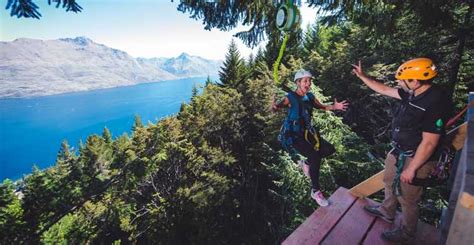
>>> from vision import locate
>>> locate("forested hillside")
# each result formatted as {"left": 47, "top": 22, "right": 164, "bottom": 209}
{"left": 1, "top": 0, "right": 472, "bottom": 243}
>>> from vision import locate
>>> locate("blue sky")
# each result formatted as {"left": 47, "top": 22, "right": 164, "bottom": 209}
{"left": 1, "top": 0, "right": 316, "bottom": 60}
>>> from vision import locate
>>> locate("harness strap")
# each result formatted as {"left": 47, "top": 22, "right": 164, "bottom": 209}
{"left": 287, "top": 91, "right": 308, "bottom": 130}
{"left": 391, "top": 143, "right": 415, "bottom": 196}
{"left": 304, "top": 129, "right": 320, "bottom": 150}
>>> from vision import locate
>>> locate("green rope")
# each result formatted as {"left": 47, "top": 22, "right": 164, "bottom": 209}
{"left": 273, "top": 32, "right": 289, "bottom": 86}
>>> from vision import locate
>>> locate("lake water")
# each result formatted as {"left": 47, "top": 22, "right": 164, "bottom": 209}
{"left": 0, "top": 77, "right": 207, "bottom": 181}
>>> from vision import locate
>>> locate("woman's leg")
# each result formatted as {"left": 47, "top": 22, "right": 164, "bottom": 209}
{"left": 293, "top": 138, "right": 322, "bottom": 190}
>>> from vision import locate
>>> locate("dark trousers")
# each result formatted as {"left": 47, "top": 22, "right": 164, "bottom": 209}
{"left": 293, "top": 137, "right": 322, "bottom": 190}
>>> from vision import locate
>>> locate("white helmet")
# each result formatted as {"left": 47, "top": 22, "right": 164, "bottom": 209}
{"left": 294, "top": 69, "right": 313, "bottom": 82}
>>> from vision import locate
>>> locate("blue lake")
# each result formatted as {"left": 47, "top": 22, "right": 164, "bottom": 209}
{"left": 0, "top": 77, "right": 207, "bottom": 181}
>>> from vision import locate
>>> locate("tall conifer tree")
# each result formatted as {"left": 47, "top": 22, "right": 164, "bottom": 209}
{"left": 218, "top": 39, "right": 246, "bottom": 89}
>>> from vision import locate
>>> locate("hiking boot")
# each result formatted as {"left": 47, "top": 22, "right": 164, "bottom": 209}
{"left": 381, "top": 227, "right": 415, "bottom": 243}
{"left": 298, "top": 160, "right": 310, "bottom": 178}
{"left": 363, "top": 205, "right": 394, "bottom": 224}
{"left": 311, "top": 189, "right": 329, "bottom": 207}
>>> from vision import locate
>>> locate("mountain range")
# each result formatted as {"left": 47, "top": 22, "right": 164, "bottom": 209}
{"left": 0, "top": 37, "right": 222, "bottom": 98}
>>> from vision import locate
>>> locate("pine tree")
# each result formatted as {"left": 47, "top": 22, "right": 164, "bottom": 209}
{"left": 0, "top": 179, "right": 26, "bottom": 244}
{"left": 205, "top": 75, "right": 213, "bottom": 87}
{"left": 302, "top": 23, "right": 321, "bottom": 57}
{"left": 6, "top": 0, "right": 82, "bottom": 19}
{"left": 102, "top": 127, "right": 112, "bottom": 144}
{"left": 247, "top": 53, "right": 255, "bottom": 69}
{"left": 254, "top": 47, "right": 266, "bottom": 65}
{"left": 218, "top": 39, "right": 246, "bottom": 89}
{"left": 57, "top": 140, "right": 73, "bottom": 162}
{"left": 132, "top": 115, "right": 144, "bottom": 132}
{"left": 177, "top": 1, "right": 275, "bottom": 47}
{"left": 191, "top": 83, "right": 199, "bottom": 98}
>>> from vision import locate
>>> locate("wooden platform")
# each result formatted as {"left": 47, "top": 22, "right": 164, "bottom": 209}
{"left": 283, "top": 187, "right": 439, "bottom": 245}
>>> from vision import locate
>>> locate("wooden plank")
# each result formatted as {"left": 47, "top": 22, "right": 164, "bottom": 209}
{"left": 282, "top": 187, "right": 356, "bottom": 245}
{"left": 413, "top": 220, "right": 440, "bottom": 245}
{"left": 446, "top": 204, "right": 474, "bottom": 245}
{"left": 321, "top": 198, "right": 376, "bottom": 245}
{"left": 363, "top": 213, "right": 401, "bottom": 245}
{"left": 363, "top": 218, "right": 397, "bottom": 245}
{"left": 348, "top": 170, "right": 384, "bottom": 198}
{"left": 363, "top": 206, "right": 439, "bottom": 245}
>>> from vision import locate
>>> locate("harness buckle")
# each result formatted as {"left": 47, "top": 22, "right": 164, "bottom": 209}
{"left": 390, "top": 141, "right": 415, "bottom": 157}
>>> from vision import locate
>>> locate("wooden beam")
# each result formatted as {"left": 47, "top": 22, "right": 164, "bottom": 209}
{"left": 444, "top": 92, "right": 474, "bottom": 244}
{"left": 459, "top": 192, "right": 474, "bottom": 211}
{"left": 348, "top": 170, "right": 384, "bottom": 198}
{"left": 448, "top": 122, "right": 468, "bottom": 151}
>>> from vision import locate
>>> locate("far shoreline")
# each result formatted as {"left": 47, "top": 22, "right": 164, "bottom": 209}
{"left": 0, "top": 76, "right": 214, "bottom": 100}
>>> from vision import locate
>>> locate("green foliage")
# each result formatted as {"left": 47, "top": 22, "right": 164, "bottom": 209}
{"left": 0, "top": 179, "right": 26, "bottom": 244}
{"left": 131, "top": 115, "right": 144, "bottom": 132}
{"left": 41, "top": 213, "right": 94, "bottom": 244}
{"left": 205, "top": 75, "right": 213, "bottom": 87}
{"left": 102, "top": 127, "right": 113, "bottom": 144}
{"left": 219, "top": 39, "right": 247, "bottom": 90}
{"left": 5, "top": 0, "right": 82, "bottom": 19}
{"left": 177, "top": 0, "right": 276, "bottom": 47}
{"left": 6, "top": 0, "right": 472, "bottom": 243}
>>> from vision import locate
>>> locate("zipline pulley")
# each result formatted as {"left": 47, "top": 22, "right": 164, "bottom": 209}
{"left": 275, "top": 0, "right": 301, "bottom": 31}
{"left": 273, "top": 0, "right": 301, "bottom": 86}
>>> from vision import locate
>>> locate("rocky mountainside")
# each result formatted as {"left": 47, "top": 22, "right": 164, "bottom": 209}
{"left": 0, "top": 37, "right": 222, "bottom": 98}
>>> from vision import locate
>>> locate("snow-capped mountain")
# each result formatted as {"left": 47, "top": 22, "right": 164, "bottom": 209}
{"left": 0, "top": 37, "right": 222, "bottom": 98}
{"left": 150, "top": 52, "right": 221, "bottom": 78}
{"left": 136, "top": 53, "right": 221, "bottom": 79}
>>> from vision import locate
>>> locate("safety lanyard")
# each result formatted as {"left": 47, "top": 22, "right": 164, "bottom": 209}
{"left": 446, "top": 100, "right": 474, "bottom": 128}
{"left": 273, "top": 33, "right": 289, "bottom": 86}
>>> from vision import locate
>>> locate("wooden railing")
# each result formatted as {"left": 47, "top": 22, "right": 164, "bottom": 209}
{"left": 440, "top": 92, "right": 474, "bottom": 245}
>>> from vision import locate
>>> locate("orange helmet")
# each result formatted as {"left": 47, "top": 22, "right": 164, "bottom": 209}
{"left": 395, "top": 58, "right": 437, "bottom": 80}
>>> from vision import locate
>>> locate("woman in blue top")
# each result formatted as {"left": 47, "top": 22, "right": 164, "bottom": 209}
{"left": 272, "top": 69, "right": 348, "bottom": 206}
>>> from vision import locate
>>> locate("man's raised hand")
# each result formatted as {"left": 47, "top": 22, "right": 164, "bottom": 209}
{"left": 351, "top": 60, "right": 364, "bottom": 78}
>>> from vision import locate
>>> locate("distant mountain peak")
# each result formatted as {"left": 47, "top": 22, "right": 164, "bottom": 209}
{"left": 12, "top": 37, "right": 37, "bottom": 43}
{"left": 177, "top": 52, "right": 192, "bottom": 60}
{"left": 60, "top": 36, "right": 93, "bottom": 46}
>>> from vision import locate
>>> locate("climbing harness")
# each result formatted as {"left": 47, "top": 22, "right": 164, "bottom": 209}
{"left": 272, "top": 0, "right": 301, "bottom": 86}
{"left": 278, "top": 92, "right": 313, "bottom": 152}
{"left": 278, "top": 91, "right": 335, "bottom": 159}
